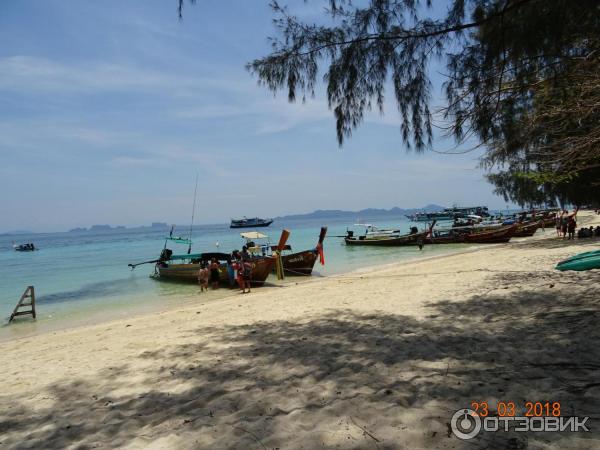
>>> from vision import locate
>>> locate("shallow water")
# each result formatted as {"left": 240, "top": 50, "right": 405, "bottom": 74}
{"left": 0, "top": 216, "right": 468, "bottom": 341}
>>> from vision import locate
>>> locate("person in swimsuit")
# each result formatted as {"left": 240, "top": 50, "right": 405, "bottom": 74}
{"left": 567, "top": 216, "right": 577, "bottom": 240}
{"left": 209, "top": 258, "right": 220, "bottom": 289}
{"left": 197, "top": 262, "right": 209, "bottom": 292}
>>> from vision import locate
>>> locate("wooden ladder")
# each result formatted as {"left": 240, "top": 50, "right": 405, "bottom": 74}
{"left": 9, "top": 286, "right": 36, "bottom": 322}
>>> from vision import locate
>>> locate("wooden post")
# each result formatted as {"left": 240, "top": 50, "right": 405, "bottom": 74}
{"left": 9, "top": 286, "right": 36, "bottom": 322}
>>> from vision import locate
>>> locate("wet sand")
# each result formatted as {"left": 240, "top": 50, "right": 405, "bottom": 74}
{"left": 1, "top": 212, "right": 599, "bottom": 449}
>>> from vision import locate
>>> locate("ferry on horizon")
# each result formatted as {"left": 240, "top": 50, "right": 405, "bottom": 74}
{"left": 230, "top": 217, "right": 274, "bottom": 229}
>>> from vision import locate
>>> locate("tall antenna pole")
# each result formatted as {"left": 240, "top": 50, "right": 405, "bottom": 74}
{"left": 188, "top": 173, "right": 199, "bottom": 254}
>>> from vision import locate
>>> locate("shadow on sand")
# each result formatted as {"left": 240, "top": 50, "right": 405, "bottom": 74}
{"left": 1, "top": 273, "right": 599, "bottom": 450}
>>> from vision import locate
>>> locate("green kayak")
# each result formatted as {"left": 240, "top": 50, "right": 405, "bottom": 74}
{"left": 556, "top": 249, "right": 600, "bottom": 271}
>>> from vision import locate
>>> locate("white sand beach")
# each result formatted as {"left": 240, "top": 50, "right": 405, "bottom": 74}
{"left": 1, "top": 213, "right": 599, "bottom": 449}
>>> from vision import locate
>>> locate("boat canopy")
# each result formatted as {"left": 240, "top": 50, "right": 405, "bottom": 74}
{"left": 169, "top": 252, "right": 203, "bottom": 260}
{"left": 169, "top": 252, "right": 232, "bottom": 262}
{"left": 240, "top": 231, "right": 268, "bottom": 239}
{"left": 165, "top": 236, "right": 192, "bottom": 245}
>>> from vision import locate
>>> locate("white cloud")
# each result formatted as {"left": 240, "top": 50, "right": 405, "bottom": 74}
{"left": 0, "top": 55, "right": 247, "bottom": 96}
{"left": 109, "top": 156, "right": 163, "bottom": 168}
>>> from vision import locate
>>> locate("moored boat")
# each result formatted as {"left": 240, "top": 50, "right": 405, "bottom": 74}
{"left": 463, "top": 224, "right": 518, "bottom": 243}
{"left": 406, "top": 205, "right": 490, "bottom": 222}
{"left": 356, "top": 224, "right": 402, "bottom": 238}
{"left": 241, "top": 228, "right": 327, "bottom": 276}
{"left": 230, "top": 217, "right": 273, "bottom": 228}
{"left": 279, "top": 227, "right": 327, "bottom": 275}
{"left": 156, "top": 253, "right": 276, "bottom": 286}
{"left": 424, "top": 228, "right": 469, "bottom": 244}
{"left": 13, "top": 242, "right": 36, "bottom": 252}
{"left": 513, "top": 220, "right": 541, "bottom": 237}
{"left": 345, "top": 231, "right": 428, "bottom": 246}
{"left": 156, "top": 251, "right": 231, "bottom": 282}
{"left": 344, "top": 222, "right": 434, "bottom": 247}
{"left": 129, "top": 230, "right": 288, "bottom": 287}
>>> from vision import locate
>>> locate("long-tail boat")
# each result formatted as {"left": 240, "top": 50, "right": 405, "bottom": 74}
{"left": 128, "top": 230, "right": 290, "bottom": 286}
{"left": 425, "top": 228, "right": 469, "bottom": 244}
{"left": 154, "top": 251, "right": 277, "bottom": 286}
{"left": 463, "top": 224, "right": 518, "bottom": 243}
{"left": 513, "top": 220, "right": 541, "bottom": 237}
{"left": 279, "top": 227, "right": 327, "bottom": 275}
{"left": 241, "top": 228, "right": 327, "bottom": 276}
{"left": 344, "top": 222, "right": 435, "bottom": 246}
{"left": 153, "top": 250, "right": 231, "bottom": 283}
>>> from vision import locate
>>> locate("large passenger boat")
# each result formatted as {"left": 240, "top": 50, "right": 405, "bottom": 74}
{"left": 230, "top": 217, "right": 274, "bottom": 228}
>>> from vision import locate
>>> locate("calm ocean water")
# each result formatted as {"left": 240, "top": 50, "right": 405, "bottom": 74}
{"left": 0, "top": 216, "right": 468, "bottom": 340}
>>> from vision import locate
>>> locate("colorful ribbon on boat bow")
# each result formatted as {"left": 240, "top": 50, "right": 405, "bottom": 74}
{"left": 316, "top": 243, "right": 325, "bottom": 265}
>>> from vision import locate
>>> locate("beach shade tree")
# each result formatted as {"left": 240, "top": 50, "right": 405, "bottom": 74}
{"left": 178, "top": 0, "right": 600, "bottom": 205}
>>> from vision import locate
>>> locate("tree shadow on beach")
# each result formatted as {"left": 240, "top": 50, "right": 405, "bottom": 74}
{"left": 1, "top": 273, "right": 599, "bottom": 450}
{"left": 508, "top": 235, "right": 600, "bottom": 251}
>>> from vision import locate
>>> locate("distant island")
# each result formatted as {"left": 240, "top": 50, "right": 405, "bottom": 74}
{"left": 68, "top": 222, "right": 169, "bottom": 233}
{"left": 29, "top": 206, "right": 460, "bottom": 235}
{"left": 0, "top": 229, "right": 34, "bottom": 236}
{"left": 275, "top": 204, "right": 445, "bottom": 221}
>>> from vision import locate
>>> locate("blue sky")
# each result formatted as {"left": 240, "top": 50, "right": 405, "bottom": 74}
{"left": 0, "top": 0, "right": 511, "bottom": 232}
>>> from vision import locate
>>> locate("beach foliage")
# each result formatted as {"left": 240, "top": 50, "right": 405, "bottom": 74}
{"left": 180, "top": 0, "right": 600, "bottom": 206}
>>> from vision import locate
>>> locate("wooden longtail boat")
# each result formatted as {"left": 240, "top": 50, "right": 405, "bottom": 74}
{"left": 344, "top": 227, "right": 430, "bottom": 246}
{"left": 156, "top": 252, "right": 231, "bottom": 283}
{"left": 344, "top": 221, "right": 436, "bottom": 247}
{"left": 154, "top": 251, "right": 276, "bottom": 286}
{"left": 129, "top": 231, "right": 290, "bottom": 287}
{"left": 241, "top": 228, "right": 326, "bottom": 276}
{"left": 278, "top": 227, "right": 327, "bottom": 275}
{"left": 344, "top": 230, "right": 428, "bottom": 246}
{"left": 424, "top": 228, "right": 469, "bottom": 244}
{"left": 463, "top": 224, "right": 518, "bottom": 243}
{"left": 513, "top": 220, "right": 541, "bottom": 237}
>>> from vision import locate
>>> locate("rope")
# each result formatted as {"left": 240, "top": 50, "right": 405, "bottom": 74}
{"left": 283, "top": 268, "right": 313, "bottom": 276}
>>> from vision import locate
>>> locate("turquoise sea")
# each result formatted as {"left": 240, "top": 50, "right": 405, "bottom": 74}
{"left": 0, "top": 216, "right": 469, "bottom": 341}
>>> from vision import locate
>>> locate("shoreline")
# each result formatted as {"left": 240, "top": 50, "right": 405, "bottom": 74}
{"left": 0, "top": 242, "right": 479, "bottom": 343}
{"left": 1, "top": 218, "right": 594, "bottom": 344}
{"left": 1, "top": 212, "right": 599, "bottom": 449}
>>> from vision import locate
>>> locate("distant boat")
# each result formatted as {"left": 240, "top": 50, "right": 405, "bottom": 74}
{"left": 405, "top": 211, "right": 456, "bottom": 222}
{"left": 13, "top": 242, "right": 36, "bottom": 252}
{"left": 406, "top": 205, "right": 490, "bottom": 222}
{"left": 230, "top": 217, "right": 273, "bottom": 228}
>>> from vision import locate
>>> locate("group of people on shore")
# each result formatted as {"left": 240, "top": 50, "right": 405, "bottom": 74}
{"left": 554, "top": 208, "right": 600, "bottom": 240}
{"left": 197, "top": 246, "right": 253, "bottom": 294}
{"left": 577, "top": 226, "right": 600, "bottom": 239}
{"left": 555, "top": 210, "right": 578, "bottom": 239}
